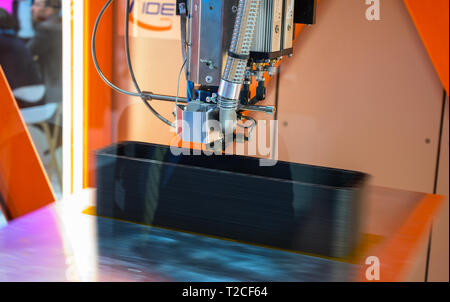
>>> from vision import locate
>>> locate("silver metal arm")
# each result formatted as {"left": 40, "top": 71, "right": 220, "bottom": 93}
{"left": 218, "top": 0, "right": 260, "bottom": 136}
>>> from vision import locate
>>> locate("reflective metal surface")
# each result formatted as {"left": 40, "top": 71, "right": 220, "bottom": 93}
{"left": 96, "top": 142, "right": 368, "bottom": 258}
{"left": 0, "top": 200, "right": 355, "bottom": 282}
{"left": 0, "top": 186, "right": 442, "bottom": 282}
{"left": 176, "top": 102, "right": 219, "bottom": 144}
{"left": 188, "top": 0, "right": 239, "bottom": 87}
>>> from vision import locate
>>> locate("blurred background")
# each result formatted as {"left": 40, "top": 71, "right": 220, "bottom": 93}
{"left": 0, "top": 0, "right": 62, "bottom": 199}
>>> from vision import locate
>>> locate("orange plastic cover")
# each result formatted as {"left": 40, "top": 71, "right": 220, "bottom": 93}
{"left": 0, "top": 67, "right": 55, "bottom": 219}
{"left": 404, "top": 0, "right": 449, "bottom": 93}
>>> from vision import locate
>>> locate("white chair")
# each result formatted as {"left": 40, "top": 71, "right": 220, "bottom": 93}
{"left": 13, "top": 84, "right": 45, "bottom": 103}
{"left": 13, "top": 85, "right": 62, "bottom": 187}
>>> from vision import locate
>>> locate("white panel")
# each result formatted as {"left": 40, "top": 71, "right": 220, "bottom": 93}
{"left": 62, "top": 0, "right": 72, "bottom": 198}
{"left": 72, "top": 0, "right": 84, "bottom": 195}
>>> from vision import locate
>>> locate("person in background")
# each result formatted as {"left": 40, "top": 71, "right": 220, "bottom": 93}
{"left": 0, "top": 0, "right": 35, "bottom": 41}
{"left": 28, "top": 0, "right": 62, "bottom": 104}
{"left": 0, "top": 0, "right": 15, "bottom": 15}
{"left": 0, "top": 7, "right": 42, "bottom": 106}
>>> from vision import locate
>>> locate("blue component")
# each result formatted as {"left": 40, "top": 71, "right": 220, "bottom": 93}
{"left": 187, "top": 81, "right": 195, "bottom": 102}
{"left": 197, "top": 90, "right": 212, "bottom": 102}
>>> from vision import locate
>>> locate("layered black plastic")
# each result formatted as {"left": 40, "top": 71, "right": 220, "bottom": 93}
{"left": 96, "top": 142, "right": 368, "bottom": 258}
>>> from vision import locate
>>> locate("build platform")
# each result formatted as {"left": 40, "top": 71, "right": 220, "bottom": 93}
{"left": 0, "top": 187, "right": 444, "bottom": 282}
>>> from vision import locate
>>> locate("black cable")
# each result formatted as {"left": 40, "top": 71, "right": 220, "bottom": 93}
{"left": 433, "top": 90, "right": 447, "bottom": 195}
{"left": 125, "top": 0, "right": 175, "bottom": 127}
{"left": 425, "top": 89, "right": 447, "bottom": 282}
{"left": 92, "top": 0, "right": 175, "bottom": 127}
{"left": 92, "top": 0, "right": 140, "bottom": 97}
{"left": 237, "top": 113, "right": 256, "bottom": 129}
{"left": 125, "top": 0, "right": 141, "bottom": 95}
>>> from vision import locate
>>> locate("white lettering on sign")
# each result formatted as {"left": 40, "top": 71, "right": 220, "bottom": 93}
{"left": 129, "top": 0, "right": 180, "bottom": 40}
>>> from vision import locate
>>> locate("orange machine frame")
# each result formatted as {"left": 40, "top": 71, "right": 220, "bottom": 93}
{"left": 83, "top": 1, "right": 113, "bottom": 188}
{"left": 0, "top": 67, "right": 55, "bottom": 219}
{"left": 82, "top": 0, "right": 448, "bottom": 187}
{"left": 404, "top": 0, "right": 449, "bottom": 94}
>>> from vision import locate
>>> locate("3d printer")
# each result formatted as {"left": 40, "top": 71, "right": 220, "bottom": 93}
{"left": 92, "top": 0, "right": 317, "bottom": 147}
{"left": 92, "top": 1, "right": 368, "bottom": 259}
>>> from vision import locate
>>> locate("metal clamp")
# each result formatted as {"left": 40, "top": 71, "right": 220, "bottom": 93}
{"left": 218, "top": 80, "right": 242, "bottom": 101}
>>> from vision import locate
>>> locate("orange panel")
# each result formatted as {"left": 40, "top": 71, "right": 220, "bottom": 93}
{"left": 357, "top": 194, "right": 445, "bottom": 282}
{"left": 83, "top": 1, "right": 113, "bottom": 188}
{"left": 404, "top": 0, "right": 449, "bottom": 93}
{"left": 0, "top": 67, "right": 55, "bottom": 219}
